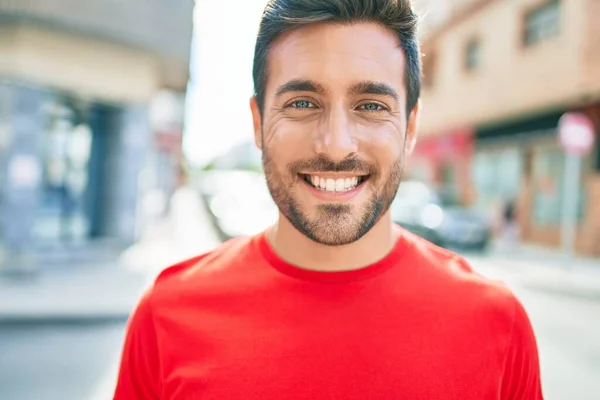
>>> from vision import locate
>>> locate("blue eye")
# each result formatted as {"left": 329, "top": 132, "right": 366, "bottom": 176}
{"left": 289, "top": 100, "right": 315, "bottom": 109}
{"left": 360, "top": 103, "right": 385, "bottom": 112}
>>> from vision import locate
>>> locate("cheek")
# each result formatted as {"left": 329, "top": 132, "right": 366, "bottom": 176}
{"left": 263, "top": 138, "right": 297, "bottom": 180}
{"left": 265, "top": 121, "right": 315, "bottom": 163}
{"left": 356, "top": 123, "right": 405, "bottom": 163}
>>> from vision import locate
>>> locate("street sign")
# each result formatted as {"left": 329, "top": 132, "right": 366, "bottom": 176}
{"left": 558, "top": 112, "right": 595, "bottom": 156}
{"left": 557, "top": 112, "right": 596, "bottom": 264}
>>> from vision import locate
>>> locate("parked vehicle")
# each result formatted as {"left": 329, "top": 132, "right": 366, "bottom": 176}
{"left": 391, "top": 181, "right": 491, "bottom": 251}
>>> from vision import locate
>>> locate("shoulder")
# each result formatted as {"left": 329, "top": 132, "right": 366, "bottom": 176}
{"left": 402, "top": 231, "right": 542, "bottom": 393}
{"left": 144, "top": 235, "right": 256, "bottom": 303}
{"left": 120, "top": 237, "right": 253, "bottom": 343}
{"left": 400, "top": 227, "right": 521, "bottom": 320}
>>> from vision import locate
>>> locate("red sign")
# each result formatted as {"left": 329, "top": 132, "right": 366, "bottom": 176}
{"left": 558, "top": 112, "right": 595, "bottom": 155}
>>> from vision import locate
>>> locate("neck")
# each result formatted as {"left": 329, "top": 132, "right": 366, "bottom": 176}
{"left": 267, "top": 212, "right": 397, "bottom": 272}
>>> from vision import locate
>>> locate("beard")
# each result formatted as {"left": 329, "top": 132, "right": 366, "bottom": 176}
{"left": 262, "top": 149, "right": 404, "bottom": 246}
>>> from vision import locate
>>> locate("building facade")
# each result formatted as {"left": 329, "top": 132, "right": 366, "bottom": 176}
{"left": 415, "top": 0, "right": 600, "bottom": 256}
{"left": 0, "top": 1, "right": 193, "bottom": 265}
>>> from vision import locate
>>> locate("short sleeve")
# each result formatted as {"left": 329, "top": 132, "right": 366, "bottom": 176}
{"left": 500, "top": 297, "right": 544, "bottom": 400}
{"left": 113, "top": 288, "right": 162, "bottom": 399}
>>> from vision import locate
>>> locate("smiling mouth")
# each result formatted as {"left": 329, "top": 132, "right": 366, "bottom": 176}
{"left": 299, "top": 173, "right": 369, "bottom": 193}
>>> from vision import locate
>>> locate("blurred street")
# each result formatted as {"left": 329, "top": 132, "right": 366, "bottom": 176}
{"left": 0, "top": 323, "right": 125, "bottom": 400}
{"left": 0, "top": 187, "right": 221, "bottom": 400}
{"left": 2, "top": 0, "right": 600, "bottom": 399}
{"left": 0, "top": 188, "right": 598, "bottom": 400}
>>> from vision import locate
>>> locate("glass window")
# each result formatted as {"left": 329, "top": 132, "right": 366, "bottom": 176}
{"left": 33, "top": 101, "right": 93, "bottom": 243}
{"left": 473, "top": 148, "right": 524, "bottom": 212}
{"left": 439, "top": 162, "right": 459, "bottom": 205}
{"left": 465, "top": 38, "right": 481, "bottom": 71}
{"left": 531, "top": 146, "right": 587, "bottom": 226}
{"left": 523, "top": 0, "right": 560, "bottom": 46}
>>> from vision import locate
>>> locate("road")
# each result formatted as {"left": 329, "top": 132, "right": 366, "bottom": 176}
{"left": 0, "top": 321, "right": 125, "bottom": 400}
{"left": 0, "top": 258, "right": 598, "bottom": 400}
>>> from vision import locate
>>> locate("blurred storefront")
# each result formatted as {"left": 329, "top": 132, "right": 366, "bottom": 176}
{"left": 417, "top": 0, "right": 600, "bottom": 256}
{"left": 473, "top": 108, "right": 599, "bottom": 252}
{"left": 409, "top": 129, "right": 474, "bottom": 205}
{"left": 0, "top": 1, "right": 193, "bottom": 266}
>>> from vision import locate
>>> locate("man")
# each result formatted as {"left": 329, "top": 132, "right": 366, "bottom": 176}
{"left": 114, "top": 0, "right": 544, "bottom": 398}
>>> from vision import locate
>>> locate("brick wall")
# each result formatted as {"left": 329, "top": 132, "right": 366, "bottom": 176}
{"left": 419, "top": 0, "right": 600, "bottom": 136}
{"left": 580, "top": 174, "right": 600, "bottom": 256}
{"left": 582, "top": 0, "right": 600, "bottom": 91}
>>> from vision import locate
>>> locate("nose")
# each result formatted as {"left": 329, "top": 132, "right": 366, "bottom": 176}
{"left": 314, "top": 105, "right": 358, "bottom": 162}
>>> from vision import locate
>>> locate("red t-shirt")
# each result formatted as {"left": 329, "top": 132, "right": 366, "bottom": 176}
{"left": 114, "top": 227, "right": 543, "bottom": 399}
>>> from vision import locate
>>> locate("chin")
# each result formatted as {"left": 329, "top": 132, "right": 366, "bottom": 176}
{"left": 305, "top": 228, "right": 364, "bottom": 247}
{"left": 287, "top": 207, "right": 368, "bottom": 246}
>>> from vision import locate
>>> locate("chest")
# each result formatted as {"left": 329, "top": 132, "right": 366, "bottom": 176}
{"left": 155, "top": 293, "right": 505, "bottom": 400}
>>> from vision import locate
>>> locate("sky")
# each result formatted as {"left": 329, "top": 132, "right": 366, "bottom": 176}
{"left": 183, "top": 0, "right": 268, "bottom": 166}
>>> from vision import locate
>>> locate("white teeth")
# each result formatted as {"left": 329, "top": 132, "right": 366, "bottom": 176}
{"left": 311, "top": 176, "right": 319, "bottom": 187}
{"left": 326, "top": 179, "right": 335, "bottom": 191}
{"left": 306, "top": 175, "right": 362, "bottom": 192}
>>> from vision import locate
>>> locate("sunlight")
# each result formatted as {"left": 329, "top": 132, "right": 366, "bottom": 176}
{"left": 184, "top": 0, "right": 269, "bottom": 166}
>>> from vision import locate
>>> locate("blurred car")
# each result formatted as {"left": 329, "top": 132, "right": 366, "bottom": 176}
{"left": 198, "top": 170, "right": 278, "bottom": 239}
{"left": 391, "top": 181, "right": 491, "bottom": 251}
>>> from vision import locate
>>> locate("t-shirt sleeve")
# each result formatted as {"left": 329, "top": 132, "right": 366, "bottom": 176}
{"left": 113, "top": 288, "right": 162, "bottom": 399}
{"left": 500, "top": 296, "right": 544, "bottom": 400}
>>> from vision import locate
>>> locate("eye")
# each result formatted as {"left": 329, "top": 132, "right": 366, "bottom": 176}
{"left": 358, "top": 102, "right": 387, "bottom": 112}
{"left": 287, "top": 99, "right": 317, "bottom": 109}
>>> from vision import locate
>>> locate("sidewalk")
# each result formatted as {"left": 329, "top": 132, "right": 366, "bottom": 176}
{"left": 119, "top": 186, "right": 221, "bottom": 275}
{"left": 0, "top": 186, "right": 221, "bottom": 323}
{"left": 0, "top": 263, "right": 148, "bottom": 323}
{"left": 467, "top": 241, "right": 600, "bottom": 300}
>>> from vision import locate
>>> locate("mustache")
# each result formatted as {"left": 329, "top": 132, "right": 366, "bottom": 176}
{"left": 288, "top": 155, "right": 378, "bottom": 176}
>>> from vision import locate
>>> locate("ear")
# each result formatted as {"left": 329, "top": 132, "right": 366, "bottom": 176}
{"left": 250, "top": 96, "right": 263, "bottom": 150}
{"left": 404, "top": 99, "right": 421, "bottom": 155}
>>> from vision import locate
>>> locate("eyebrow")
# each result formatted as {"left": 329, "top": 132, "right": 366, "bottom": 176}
{"left": 275, "top": 79, "right": 326, "bottom": 97}
{"left": 274, "top": 79, "right": 400, "bottom": 102}
{"left": 348, "top": 81, "right": 400, "bottom": 102}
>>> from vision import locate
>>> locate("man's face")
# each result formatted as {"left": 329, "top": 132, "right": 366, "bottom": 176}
{"left": 251, "top": 22, "right": 419, "bottom": 246}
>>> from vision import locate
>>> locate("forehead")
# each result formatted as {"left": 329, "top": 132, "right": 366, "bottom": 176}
{"left": 267, "top": 22, "right": 406, "bottom": 95}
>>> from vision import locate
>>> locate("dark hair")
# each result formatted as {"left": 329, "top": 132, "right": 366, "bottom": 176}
{"left": 252, "top": 0, "right": 421, "bottom": 115}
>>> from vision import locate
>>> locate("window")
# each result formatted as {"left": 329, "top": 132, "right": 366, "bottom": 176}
{"left": 523, "top": 0, "right": 561, "bottom": 46}
{"left": 464, "top": 38, "right": 481, "bottom": 71}
{"left": 531, "top": 145, "right": 587, "bottom": 226}
{"left": 33, "top": 101, "right": 93, "bottom": 242}
{"left": 472, "top": 148, "right": 524, "bottom": 213}
{"left": 439, "top": 162, "right": 459, "bottom": 204}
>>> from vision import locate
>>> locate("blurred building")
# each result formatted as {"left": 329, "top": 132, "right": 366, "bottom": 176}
{"left": 0, "top": 0, "right": 193, "bottom": 263}
{"left": 413, "top": 0, "right": 600, "bottom": 255}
